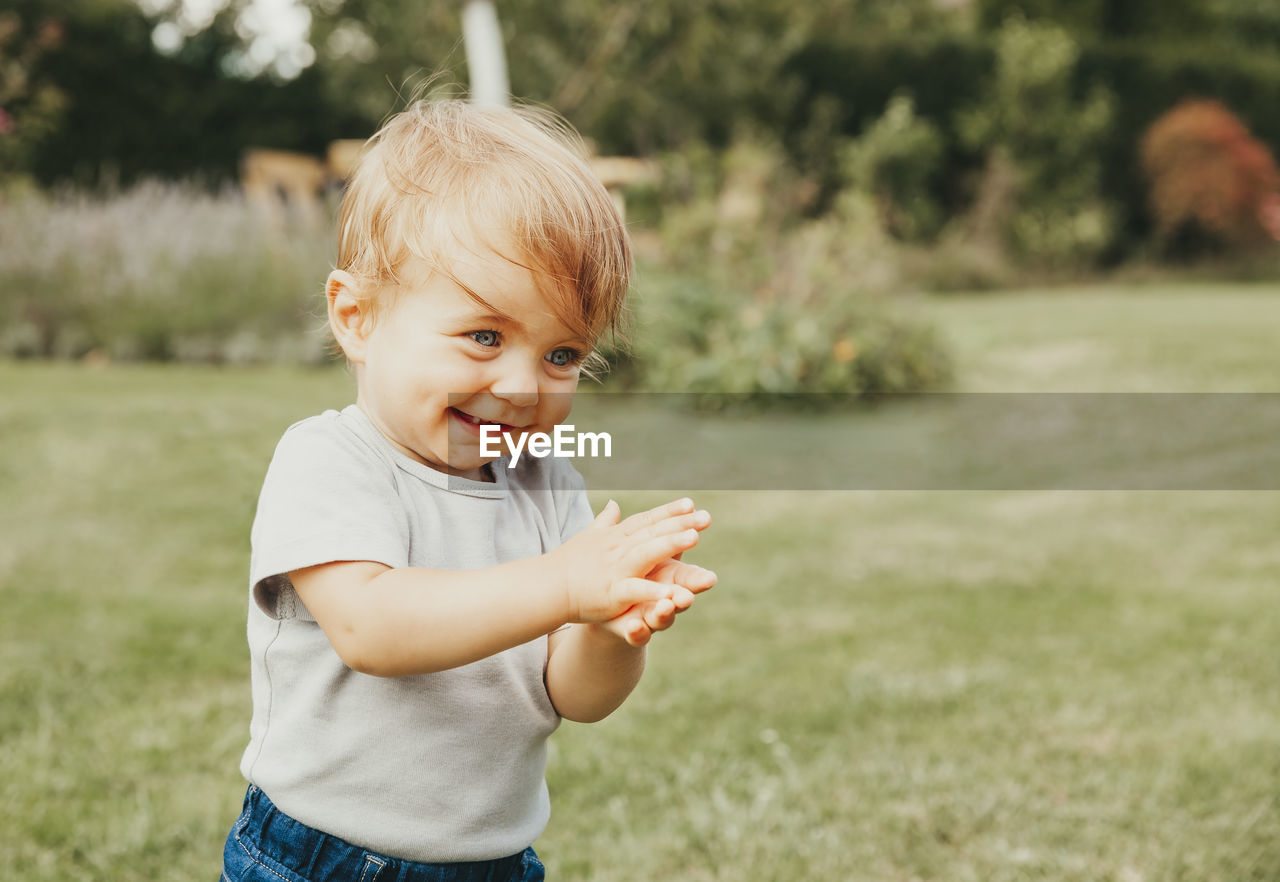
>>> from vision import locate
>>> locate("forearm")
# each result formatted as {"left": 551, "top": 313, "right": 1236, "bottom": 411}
{"left": 310, "top": 556, "right": 569, "bottom": 677}
{"left": 545, "top": 624, "right": 646, "bottom": 723}
{"left": 297, "top": 497, "right": 708, "bottom": 680}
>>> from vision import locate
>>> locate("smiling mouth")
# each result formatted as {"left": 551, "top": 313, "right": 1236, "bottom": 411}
{"left": 449, "top": 407, "right": 522, "bottom": 436}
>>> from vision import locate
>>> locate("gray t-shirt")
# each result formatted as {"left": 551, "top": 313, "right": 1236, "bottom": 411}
{"left": 238, "top": 404, "right": 594, "bottom": 862}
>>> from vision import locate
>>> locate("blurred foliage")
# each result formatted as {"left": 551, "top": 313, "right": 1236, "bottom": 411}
{"left": 839, "top": 93, "right": 945, "bottom": 242}
{"left": 0, "top": 166, "right": 951, "bottom": 402}
{"left": 1077, "top": 40, "right": 1280, "bottom": 259}
{"left": 955, "top": 17, "right": 1115, "bottom": 265}
{"left": 979, "top": 0, "right": 1280, "bottom": 49}
{"left": 783, "top": 8, "right": 1280, "bottom": 267}
{"left": 2, "top": 0, "right": 1280, "bottom": 274}
{"left": 976, "top": 0, "right": 1211, "bottom": 38}
{"left": 0, "top": 182, "right": 332, "bottom": 361}
{"left": 1, "top": 0, "right": 972, "bottom": 189}
{"left": 1140, "top": 100, "right": 1280, "bottom": 254}
{"left": 602, "top": 138, "right": 953, "bottom": 401}
{"left": 0, "top": 8, "right": 66, "bottom": 186}
{"left": 624, "top": 263, "right": 952, "bottom": 402}
{"left": 1208, "top": 0, "right": 1280, "bottom": 50}
{"left": 304, "top": 0, "right": 967, "bottom": 155}
{"left": 4, "top": 0, "right": 366, "bottom": 187}
{"left": 779, "top": 36, "right": 991, "bottom": 224}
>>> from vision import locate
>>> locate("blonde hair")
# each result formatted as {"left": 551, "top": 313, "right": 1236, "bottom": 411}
{"left": 335, "top": 99, "right": 631, "bottom": 356}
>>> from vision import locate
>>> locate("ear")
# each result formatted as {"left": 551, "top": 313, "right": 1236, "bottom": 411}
{"left": 327, "top": 270, "right": 371, "bottom": 363}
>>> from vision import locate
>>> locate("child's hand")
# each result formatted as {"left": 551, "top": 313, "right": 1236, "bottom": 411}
{"left": 599, "top": 557, "right": 718, "bottom": 646}
{"left": 552, "top": 498, "right": 711, "bottom": 626}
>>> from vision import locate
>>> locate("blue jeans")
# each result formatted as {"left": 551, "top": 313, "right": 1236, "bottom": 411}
{"left": 222, "top": 785, "right": 545, "bottom": 882}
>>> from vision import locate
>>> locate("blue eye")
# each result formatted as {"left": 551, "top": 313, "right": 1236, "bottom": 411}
{"left": 469, "top": 330, "right": 499, "bottom": 347}
{"left": 546, "top": 348, "right": 581, "bottom": 368}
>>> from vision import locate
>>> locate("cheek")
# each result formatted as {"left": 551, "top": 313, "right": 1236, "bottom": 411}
{"left": 541, "top": 387, "right": 576, "bottom": 426}
{"left": 401, "top": 350, "right": 478, "bottom": 397}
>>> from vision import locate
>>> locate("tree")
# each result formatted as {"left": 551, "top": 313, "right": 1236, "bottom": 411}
{"left": 956, "top": 17, "right": 1115, "bottom": 263}
{"left": 0, "top": 2, "right": 68, "bottom": 186}
{"left": 1141, "top": 100, "right": 1280, "bottom": 250}
{"left": 17, "top": 0, "right": 363, "bottom": 186}
{"left": 302, "top": 0, "right": 967, "bottom": 154}
{"left": 976, "top": 0, "right": 1210, "bottom": 38}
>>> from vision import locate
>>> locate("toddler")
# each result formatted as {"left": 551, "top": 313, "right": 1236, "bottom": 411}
{"left": 221, "top": 99, "right": 715, "bottom": 882}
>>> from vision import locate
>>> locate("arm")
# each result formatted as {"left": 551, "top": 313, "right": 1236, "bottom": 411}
{"left": 291, "top": 555, "right": 571, "bottom": 677}
{"left": 545, "top": 548, "right": 717, "bottom": 723}
{"left": 544, "top": 624, "right": 648, "bottom": 723}
{"left": 291, "top": 498, "right": 710, "bottom": 678}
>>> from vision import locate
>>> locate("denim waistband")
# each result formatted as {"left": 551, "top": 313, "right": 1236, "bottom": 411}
{"left": 234, "top": 785, "right": 528, "bottom": 882}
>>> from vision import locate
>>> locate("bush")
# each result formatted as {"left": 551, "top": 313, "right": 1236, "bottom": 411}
{"left": 1078, "top": 38, "right": 1280, "bottom": 254}
{"left": 1139, "top": 99, "right": 1280, "bottom": 253}
{"left": 975, "top": 0, "right": 1209, "bottom": 39}
{"left": 839, "top": 93, "right": 945, "bottom": 241}
{"left": 0, "top": 182, "right": 333, "bottom": 362}
{"left": 1, "top": 159, "right": 954, "bottom": 402}
{"left": 603, "top": 138, "right": 954, "bottom": 403}
{"left": 780, "top": 28, "right": 1280, "bottom": 265}
{"left": 779, "top": 35, "right": 992, "bottom": 219}
{"left": 0, "top": 9, "right": 66, "bottom": 186}
{"left": 17, "top": 0, "right": 366, "bottom": 189}
{"left": 619, "top": 260, "right": 952, "bottom": 403}
{"left": 955, "top": 17, "right": 1116, "bottom": 265}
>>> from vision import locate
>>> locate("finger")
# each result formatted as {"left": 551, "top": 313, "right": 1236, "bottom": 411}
{"left": 669, "top": 585, "right": 696, "bottom": 610}
{"left": 646, "top": 558, "right": 677, "bottom": 581}
{"left": 591, "top": 499, "right": 622, "bottom": 529}
{"left": 642, "top": 597, "right": 677, "bottom": 631}
{"left": 593, "top": 611, "right": 645, "bottom": 640}
{"left": 622, "top": 530, "right": 699, "bottom": 577}
{"left": 622, "top": 615, "right": 652, "bottom": 646}
{"left": 619, "top": 497, "right": 695, "bottom": 536}
{"left": 630, "top": 510, "right": 711, "bottom": 544}
{"left": 596, "top": 614, "right": 650, "bottom": 646}
{"left": 669, "top": 562, "right": 717, "bottom": 594}
{"left": 611, "top": 577, "right": 675, "bottom": 610}
{"left": 648, "top": 557, "right": 711, "bottom": 583}
{"left": 647, "top": 560, "right": 716, "bottom": 601}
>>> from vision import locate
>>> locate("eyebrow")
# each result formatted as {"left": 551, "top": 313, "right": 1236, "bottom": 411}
{"left": 451, "top": 278, "right": 591, "bottom": 348}
{"left": 451, "top": 276, "right": 521, "bottom": 327}
{"left": 483, "top": 313, "right": 590, "bottom": 346}
{"left": 472, "top": 311, "right": 525, "bottom": 331}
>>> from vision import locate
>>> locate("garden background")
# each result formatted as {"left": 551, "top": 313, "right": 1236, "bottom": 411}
{"left": 2, "top": 0, "right": 1279, "bottom": 879}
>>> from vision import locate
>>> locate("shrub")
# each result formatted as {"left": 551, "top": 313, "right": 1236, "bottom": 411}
{"left": 0, "top": 181, "right": 333, "bottom": 362}
{"left": 621, "top": 260, "right": 952, "bottom": 403}
{"left": 839, "top": 93, "right": 945, "bottom": 241}
{"left": 779, "top": 36, "right": 992, "bottom": 219}
{"left": 0, "top": 163, "right": 955, "bottom": 403}
{"left": 1140, "top": 99, "right": 1280, "bottom": 251}
{"left": 604, "top": 138, "right": 954, "bottom": 404}
{"left": 955, "top": 17, "right": 1116, "bottom": 265}
{"left": 975, "top": 0, "right": 1209, "bottom": 39}
{"left": 0, "top": 10, "right": 66, "bottom": 186}
{"left": 781, "top": 29, "right": 1280, "bottom": 264}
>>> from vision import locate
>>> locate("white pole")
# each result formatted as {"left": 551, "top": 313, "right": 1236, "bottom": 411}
{"left": 462, "top": 0, "right": 509, "bottom": 107}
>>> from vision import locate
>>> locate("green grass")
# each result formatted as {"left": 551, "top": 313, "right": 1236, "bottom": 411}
{"left": 915, "top": 282, "right": 1280, "bottom": 392}
{"left": 2, "top": 283, "right": 1279, "bottom": 880}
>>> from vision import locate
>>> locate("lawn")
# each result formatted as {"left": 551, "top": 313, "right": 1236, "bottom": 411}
{"left": 1, "top": 283, "right": 1277, "bottom": 880}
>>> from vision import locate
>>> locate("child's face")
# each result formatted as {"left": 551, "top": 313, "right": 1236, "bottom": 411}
{"left": 334, "top": 237, "right": 588, "bottom": 480}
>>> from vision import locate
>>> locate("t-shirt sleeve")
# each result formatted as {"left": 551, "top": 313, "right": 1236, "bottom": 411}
{"left": 548, "top": 457, "right": 596, "bottom": 543}
{"left": 249, "top": 416, "right": 410, "bottom": 619}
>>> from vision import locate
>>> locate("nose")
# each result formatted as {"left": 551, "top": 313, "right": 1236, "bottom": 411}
{"left": 490, "top": 354, "right": 540, "bottom": 409}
